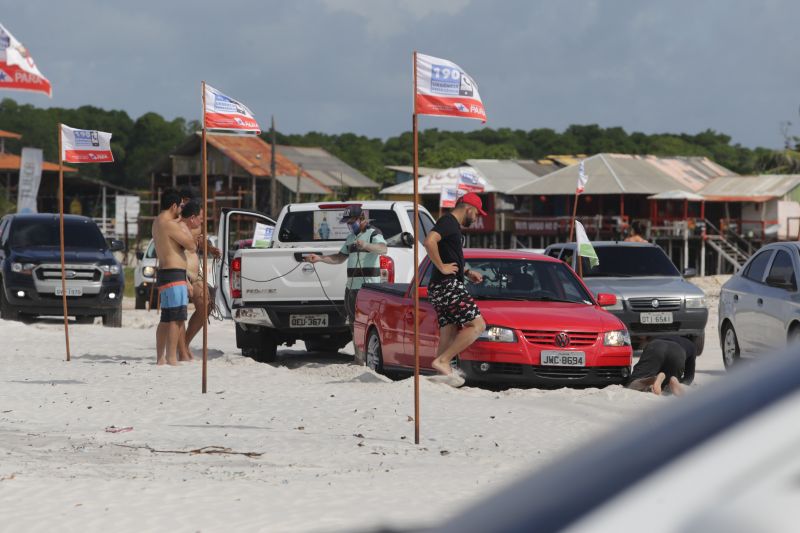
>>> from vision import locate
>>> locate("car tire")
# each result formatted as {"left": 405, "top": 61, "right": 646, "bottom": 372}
{"left": 693, "top": 334, "right": 705, "bottom": 356}
{"left": 0, "top": 284, "right": 18, "bottom": 321}
{"left": 722, "top": 323, "right": 740, "bottom": 369}
{"left": 365, "top": 329, "right": 384, "bottom": 374}
{"left": 251, "top": 335, "right": 278, "bottom": 363}
{"left": 102, "top": 307, "right": 123, "bottom": 328}
{"left": 135, "top": 292, "right": 146, "bottom": 310}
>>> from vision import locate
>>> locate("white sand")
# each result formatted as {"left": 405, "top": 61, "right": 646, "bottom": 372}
{"left": 0, "top": 285, "right": 725, "bottom": 533}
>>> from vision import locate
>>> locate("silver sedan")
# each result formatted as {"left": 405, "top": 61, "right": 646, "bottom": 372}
{"left": 718, "top": 241, "right": 800, "bottom": 367}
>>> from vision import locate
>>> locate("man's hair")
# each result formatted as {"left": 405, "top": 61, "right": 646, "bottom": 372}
{"left": 160, "top": 188, "right": 181, "bottom": 211}
{"left": 181, "top": 200, "right": 202, "bottom": 219}
{"left": 179, "top": 186, "right": 199, "bottom": 201}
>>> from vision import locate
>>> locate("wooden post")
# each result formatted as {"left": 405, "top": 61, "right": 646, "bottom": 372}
{"left": 270, "top": 116, "right": 277, "bottom": 217}
{"left": 201, "top": 82, "right": 209, "bottom": 394}
{"left": 568, "top": 193, "right": 579, "bottom": 243}
{"left": 295, "top": 163, "right": 302, "bottom": 203}
{"left": 412, "top": 51, "right": 421, "bottom": 446}
{"left": 57, "top": 124, "right": 71, "bottom": 362}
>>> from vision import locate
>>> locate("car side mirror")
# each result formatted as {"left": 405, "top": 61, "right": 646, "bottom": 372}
{"left": 135, "top": 251, "right": 144, "bottom": 261}
{"left": 109, "top": 239, "right": 125, "bottom": 252}
{"left": 683, "top": 267, "right": 697, "bottom": 278}
{"left": 417, "top": 286, "right": 429, "bottom": 299}
{"left": 596, "top": 293, "right": 617, "bottom": 307}
{"left": 401, "top": 232, "right": 415, "bottom": 248}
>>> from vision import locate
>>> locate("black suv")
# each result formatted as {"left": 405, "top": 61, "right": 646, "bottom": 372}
{"left": 0, "top": 214, "right": 125, "bottom": 327}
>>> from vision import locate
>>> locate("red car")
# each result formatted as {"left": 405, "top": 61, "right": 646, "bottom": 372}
{"left": 353, "top": 249, "right": 633, "bottom": 387}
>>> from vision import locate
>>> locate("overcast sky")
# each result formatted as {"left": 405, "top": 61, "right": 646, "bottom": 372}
{"left": 3, "top": 0, "right": 799, "bottom": 148}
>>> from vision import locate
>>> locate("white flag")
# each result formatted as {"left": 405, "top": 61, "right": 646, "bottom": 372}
{"left": 60, "top": 124, "right": 114, "bottom": 163}
{"left": 575, "top": 221, "right": 599, "bottom": 268}
{"left": 415, "top": 52, "right": 486, "bottom": 122}
{"left": 0, "top": 22, "right": 52, "bottom": 97}
{"left": 576, "top": 159, "right": 587, "bottom": 194}
{"left": 203, "top": 84, "right": 261, "bottom": 133}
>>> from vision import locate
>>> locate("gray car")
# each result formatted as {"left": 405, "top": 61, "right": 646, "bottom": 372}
{"left": 718, "top": 241, "right": 800, "bottom": 367}
{"left": 544, "top": 242, "right": 708, "bottom": 354}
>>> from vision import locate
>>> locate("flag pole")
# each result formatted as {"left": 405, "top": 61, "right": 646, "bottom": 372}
{"left": 58, "top": 124, "right": 71, "bottom": 362}
{"left": 201, "top": 81, "right": 209, "bottom": 394}
{"left": 412, "top": 50, "right": 421, "bottom": 446}
{"left": 569, "top": 193, "right": 578, "bottom": 243}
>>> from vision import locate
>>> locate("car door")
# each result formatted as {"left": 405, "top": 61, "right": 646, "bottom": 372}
{"left": 216, "top": 208, "right": 276, "bottom": 318}
{"left": 402, "top": 260, "right": 439, "bottom": 370}
{"left": 733, "top": 249, "right": 774, "bottom": 354}
{"left": 759, "top": 248, "right": 799, "bottom": 351}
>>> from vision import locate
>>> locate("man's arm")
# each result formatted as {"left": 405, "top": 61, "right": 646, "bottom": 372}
{"left": 171, "top": 221, "right": 197, "bottom": 253}
{"left": 423, "top": 231, "right": 457, "bottom": 275}
{"left": 307, "top": 252, "right": 348, "bottom": 265}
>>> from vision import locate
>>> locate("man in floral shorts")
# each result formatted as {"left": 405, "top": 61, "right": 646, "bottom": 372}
{"left": 423, "top": 193, "right": 487, "bottom": 382}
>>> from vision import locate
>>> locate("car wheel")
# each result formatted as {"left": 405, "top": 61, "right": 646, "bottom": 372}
{"left": 135, "top": 292, "right": 146, "bottom": 310}
{"left": 102, "top": 307, "right": 122, "bottom": 328}
{"left": 366, "top": 329, "right": 384, "bottom": 374}
{"left": 251, "top": 335, "right": 277, "bottom": 363}
{"left": 0, "top": 284, "right": 18, "bottom": 321}
{"left": 722, "top": 324, "right": 740, "bottom": 369}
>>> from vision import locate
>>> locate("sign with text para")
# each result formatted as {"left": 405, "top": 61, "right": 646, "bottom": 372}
{"left": 61, "top": 125, "right": 114, "bottom": 163}
{"left": 415, "top": 53, "right": 486, "bottom": 122}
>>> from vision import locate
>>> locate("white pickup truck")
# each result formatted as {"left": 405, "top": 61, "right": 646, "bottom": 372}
{"left": 214, "top": 201, "right": 436, "bottom": 362}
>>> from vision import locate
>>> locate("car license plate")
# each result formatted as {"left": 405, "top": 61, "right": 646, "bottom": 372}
{"left": 289, "top": 314, "right": 328, "bottom": 328}
{"left": 55, "top": 287, "right": 83, "bottom": 297}
{"left": 540, "top": 350, "right": 585, "bottom": 367}
{"left": 640, "top": 312, "right": 673, "bottom": 324}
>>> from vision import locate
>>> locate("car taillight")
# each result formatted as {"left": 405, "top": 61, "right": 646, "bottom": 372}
{"left": 380, "top": 255, "right": 394, "bottom": 283}
{"left": 231, "top": 257, "right": 242, "bottom": 298}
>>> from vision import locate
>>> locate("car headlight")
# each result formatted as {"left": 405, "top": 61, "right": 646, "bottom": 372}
{"left": 603, "top": 330, "right": 631, "bottom": 347}
{"left": 142, "top": 266, "right": 156, "bottom": 278}
{"left": 99, "top": 264, "right": 121, "bottom": 275}
{"left": 686, "top": 296, "right": 707, "bottom": 309}
{"left": 11, "top": 262, "right": 35, "bottom": 274}
{"left": 478, "top": 326, "right": 517, "bottom": 343}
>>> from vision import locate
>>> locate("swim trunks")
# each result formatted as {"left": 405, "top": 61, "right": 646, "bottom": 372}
{"left": 157, "top": 268, "right": 188, "bottom": 322}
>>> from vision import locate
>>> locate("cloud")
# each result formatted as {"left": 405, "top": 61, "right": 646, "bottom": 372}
{"left": 320, "top": 0, "right": 472, "bottom": 37}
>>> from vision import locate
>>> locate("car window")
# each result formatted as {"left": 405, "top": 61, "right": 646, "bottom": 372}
{"left": 406, "top": 210, "right": 435, "bottom": 244}
{"left": 9, "top": 218, "right": 107, "bottom": 249}
{"left": 582, "top": 246, "right": 680, "bottom": 277}
{"left": 279, "top": 208, "right": 408, "bottom": 244}
{"left": 743, "top": 250, "right": 773, "bottom": 282}
{"left": 145, "top": 240, "right": 157, "bottom": 259}
{"left": 546, "top": 247, "right": 562, "bottom": 259}
{"left": 766, "top": 250, "right": 796, "bottom": 291}
{"left": 560, "top": 248, "right": 575, "bottom": 268}
{"left": 419, "top": 261, "right": 434, "bottom": 287}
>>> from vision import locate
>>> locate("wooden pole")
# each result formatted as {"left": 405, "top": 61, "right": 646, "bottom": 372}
{"left": 58, "top": 124, "right": 71, "bottom": 361}
{"left": 412, "top": 51, "right": 421, "bottom": 446}
{"left": 201, "top": 82, "right": 209, "bottom": 394}
{"left": 295, "top": 163, "right": 302, "bottom": 203}
{"left": 568, "top": 193, "right": 579, "bottom": 243}
{"left": 270, "top": 116, "right": 277, "bottom": 217}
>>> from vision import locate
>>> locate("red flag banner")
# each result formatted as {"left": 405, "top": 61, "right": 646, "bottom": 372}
{"left": 60, "top": 125, "right": 114, "bottom": 163}
{"left": 204, "top": 84, "right": 261, "bottom": 133}
{"left": 0, "top": 22, "right": 52, "bottom": 97}
{"left": 415, "top": 53, "right": 485, "bottom": 122}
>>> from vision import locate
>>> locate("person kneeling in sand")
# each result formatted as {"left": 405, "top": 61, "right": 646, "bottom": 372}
{"left": 626, "top": 336, "right": 697, "bottom": 396}
{"left": 152, "top": 189, "right": 197, "bottom": 366}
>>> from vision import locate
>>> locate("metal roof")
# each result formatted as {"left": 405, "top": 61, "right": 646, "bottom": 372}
{"left": 699, "top": 175, "right": 800, "bottom": 202}
{"left": 507, "top": 154, "right": 736, "bottom": 196}
{"left": 515, "top": 159, "right": 561, "bottom": 177}
{"left": 463, "top": 159, "right": 542, "bottom": 192}
{"left": 380, "top": 166, "right": 496, "bottom": 195}
{"left": 385, "top": 165, "right": 444, "bottom": 177}
{"left": 648, "top": 190, "right": 706, "bottom": 201}
{"left": 278, "top": 145, "right": 379, "bottom": 189}
{"left": 275, "top": 174, "right": 331, "bottom": 195}
{"left": 0, "top": 153, "right": 76, "bottom": 173}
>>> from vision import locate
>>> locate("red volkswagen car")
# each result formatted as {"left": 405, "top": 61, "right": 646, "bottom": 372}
{"left": 353, "top": 250, "right": 632, "bottom": 387}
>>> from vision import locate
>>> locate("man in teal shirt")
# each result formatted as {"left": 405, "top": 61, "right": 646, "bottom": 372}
{"left": 306, "top": 206, "right": 388, "bottom": 357}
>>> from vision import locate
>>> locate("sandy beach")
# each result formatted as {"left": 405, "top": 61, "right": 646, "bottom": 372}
{"left": 0, "top": 278, "right": 727, "bottom": 533}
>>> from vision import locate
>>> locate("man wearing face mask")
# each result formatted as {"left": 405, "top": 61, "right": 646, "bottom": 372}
{"left": 305, "top": 206, "right": 387, "bottom": 356}
{"left": 423, "top": 192, "right": 487, "bottom": 385}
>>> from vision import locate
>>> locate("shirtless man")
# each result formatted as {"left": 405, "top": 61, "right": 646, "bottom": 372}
{"left": 152, "top": 189, "right": 197, "bottom": 366}
{"left": 179, "top": 200, "right": 220, "bottom": 355}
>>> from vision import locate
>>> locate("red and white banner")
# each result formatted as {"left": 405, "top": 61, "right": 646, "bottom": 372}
{"left": 440, "top": 187, "right": 458, "bottom": 209}
{"left": 0, "top": 22, "right": 52, "bottom": 97}
{"left": 203, "top": 84, "right": 260, "bottom": 133}
{"left": 60, "top": 125, "right": 114, "bottom": 163}
{"left": 576, "top": 159, "right": 588, "bottom": 194}
{"left": 415, "top": 52, "right": 486, "bottom": 122}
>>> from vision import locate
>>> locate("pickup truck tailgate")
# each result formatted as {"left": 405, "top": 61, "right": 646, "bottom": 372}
{"left": 239, "top": 247, "right": 350, "bottom": 303}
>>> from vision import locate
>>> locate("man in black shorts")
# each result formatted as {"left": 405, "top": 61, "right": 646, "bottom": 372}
{"left": 423, "top": 192, "right": 487, "bottom": 381}
{"left": 626, "top": 336, "right": 698, "bottom": 395}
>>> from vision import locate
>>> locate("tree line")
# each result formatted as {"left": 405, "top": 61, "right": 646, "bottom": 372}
{"left": 0, "top": 97, "right": 797, "bottom": 191}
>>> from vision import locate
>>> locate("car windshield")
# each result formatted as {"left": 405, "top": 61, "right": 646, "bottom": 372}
{"left": 279, "top": 208, "right": 429, "bottom": 246}
{"left": 145, "top": 240, "right": 156, "bottom": 258}
{"left": 464, "top": 258, "right": 594, "bottom": 304}
{"left": 583, "top": 246, "right": 680, "bottom": 277}
{"left": 9, "top": 218, "right": 107, "bottom": 249}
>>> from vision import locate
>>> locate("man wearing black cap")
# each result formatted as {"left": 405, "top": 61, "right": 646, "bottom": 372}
{"left": 306, "top": 205, "right": 387, "bottom": 358}
{"left": 423, "top": 192, "right": 487, "bottom": 385}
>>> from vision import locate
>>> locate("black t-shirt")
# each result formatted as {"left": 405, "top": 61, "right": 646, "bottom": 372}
{"left": 430, "top": 213, "right": 464, "bottom": 285}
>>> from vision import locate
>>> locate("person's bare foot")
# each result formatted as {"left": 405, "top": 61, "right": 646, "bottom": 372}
{"left": 652, "top": 372, "right": 666, "bottom": 396}
{"left": 627, "top": 376, "right": 656, "bottom": 392}
{"left": 166, "top": 357, "right": 179, "bottom": 366}
{"left": 156, "top": 358, "right": 166, "bottom": 366}
{"left": 179, "top": 351, "right": 194, "bottom": 362}
{"left": 431, "top": 359, "right": 452, "bottom": 375}
{"left": 669, "top": 377, "right": 685, "bottom": 397}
